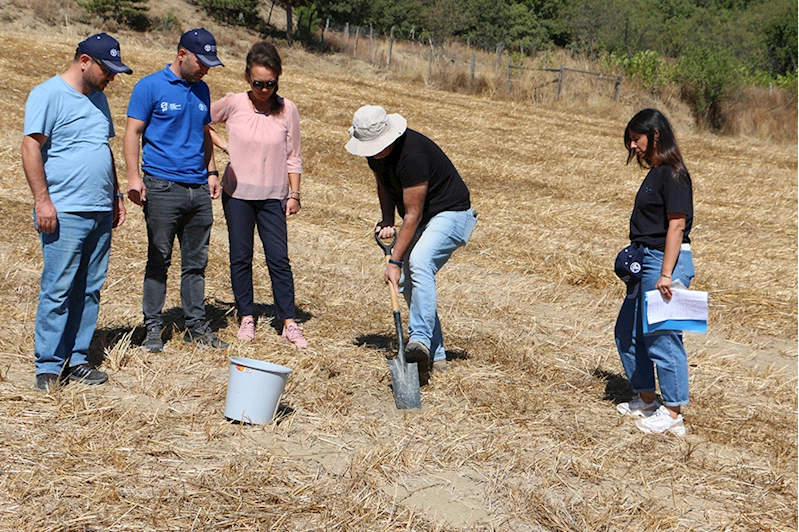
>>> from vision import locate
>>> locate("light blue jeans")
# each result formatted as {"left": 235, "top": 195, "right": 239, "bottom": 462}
{"left": 614, "top": 246, "right": 695, "bottom": 406}
{"left": 34, "top": 211, "right": 112, "bottom": 375}
{"left": 399, "top": 209, "right": 477, "bottom": 362}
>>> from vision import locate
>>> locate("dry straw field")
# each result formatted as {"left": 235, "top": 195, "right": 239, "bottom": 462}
{"left": 0, "top": 18, "right": 796, "bottom": 532}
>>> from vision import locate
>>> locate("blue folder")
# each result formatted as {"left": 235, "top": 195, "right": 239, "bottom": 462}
{"left": 642, "top": 293, "right": 708, "bottom": 334}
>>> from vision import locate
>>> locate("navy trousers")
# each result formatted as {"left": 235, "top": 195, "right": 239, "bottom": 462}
{"left": 222, "top": 193, "right": 296, "bottom": 321}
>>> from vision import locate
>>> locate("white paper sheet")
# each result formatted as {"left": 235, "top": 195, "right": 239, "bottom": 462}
{"left": 645, "top": 289, "right": 709, "bottom": 324}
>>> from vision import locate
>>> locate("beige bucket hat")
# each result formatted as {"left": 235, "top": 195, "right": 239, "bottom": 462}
{"left": 345, "top": 105, "right": 407, "bottom": 157}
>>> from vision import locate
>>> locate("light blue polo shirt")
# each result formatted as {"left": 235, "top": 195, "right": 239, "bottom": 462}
{"left": 23, "top": 76, "right": 115, "bottom": 212}
{"left": 127, "top": 65, "right": 211, "bottom": 184}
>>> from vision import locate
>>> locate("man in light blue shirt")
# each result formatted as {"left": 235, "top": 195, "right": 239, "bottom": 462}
{"left": 22, "top": 33, "right": 132, "bottom": 392}
{"left": 124, "top": 28, "right": 227, "bottom": 352}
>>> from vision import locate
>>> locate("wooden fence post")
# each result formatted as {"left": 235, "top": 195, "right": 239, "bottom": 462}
{"left": 286, "top": 5, "right": 293, "bottom": 45}
{"left": 613, "top": 73, "right": 622, "bottom": 101}
{"left": 556, "top": 65, "right": 564, "bottom": 100}
{"left": 495, "top": 42, "right": 505, "bottom": 71}
{"left": 428, "top": 38, "right": 434, "bottom": 76}
{"left": 354, "top": 26, "right": 360, "bottom": 57}
{"left": 320, "top": 18, "right": 329, "bottom": 45}
{"left": 368, "top": 24, "right": 374, "bottom": 63}
{"left": 344, "top": 22, "right": 349, "bottom": 39}
{"left": 507, "top": 57, "right": 512, "bottom": 92}
{"left": 470, "top": 52, "right": 476, "bottom": 89}
{"left": 387, "top": 26, "right": 395, "bottom": 68}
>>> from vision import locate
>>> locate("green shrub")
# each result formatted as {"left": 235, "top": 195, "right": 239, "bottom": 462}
{"left": 674, "top": 44, "right": 745, "bottom": 131}
{"left": 78, "top": 0, "right": 150, "bottom": 31}
{"left": 192, "top": 0, "right": 260, "bottom": 27}
{"left": 605, "top": 50, "right": 672, "bottom": 91}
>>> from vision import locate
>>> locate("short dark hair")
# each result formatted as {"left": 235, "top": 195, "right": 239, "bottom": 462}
{"left": 245, "top": 40, "right": 284, "bottom": 115}
{"left": 624, "top": 108, "right": 690, "bottom": 184}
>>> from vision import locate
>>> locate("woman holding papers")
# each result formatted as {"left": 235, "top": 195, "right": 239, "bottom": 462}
{"left": 614, "top": 108, "right": 695, "bottom": 437}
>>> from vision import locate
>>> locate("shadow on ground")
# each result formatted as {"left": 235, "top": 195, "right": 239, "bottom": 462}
{"left": 88, "top": 299, "right": 313, "bottom": 365}
{"left": 593, "top": 368, "right": 634, "bottom": 405}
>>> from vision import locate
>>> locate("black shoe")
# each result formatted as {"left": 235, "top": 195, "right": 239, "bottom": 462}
{"left": 144, "top": 325, "right": 164, "bottom": 353}
{"left": 34, "top": 373, "right": 60, "bottom": 392}
{"left": 67, "top": 364, "right": 108, "bottom": 385}
{"left": 405, "top": 340, "right": 431, "bottom": 386}
{"left": 184, "top": 325, "right": 229, "bottom": 349}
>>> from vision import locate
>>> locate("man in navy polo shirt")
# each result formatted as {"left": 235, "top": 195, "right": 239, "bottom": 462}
{"left": 124, "top": 28, "right": 228, "bottom": 352}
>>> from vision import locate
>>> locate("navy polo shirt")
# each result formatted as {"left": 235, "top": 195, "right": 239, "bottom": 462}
{"left": 127, "top": 65, "right": 211, "bottom": 184}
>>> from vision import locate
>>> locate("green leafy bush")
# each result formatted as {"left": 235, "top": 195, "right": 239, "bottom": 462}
{"left": 78, "top": 0, "right": 150, "bottom": 31}
{"left": 605, "top": 50, "right": 672, "bottom": 91}
{"left": 675, "top": 44, "right": 745, "bottom": 130}
{"left": 192, "top": 0, "right": 261, "bottom": 27}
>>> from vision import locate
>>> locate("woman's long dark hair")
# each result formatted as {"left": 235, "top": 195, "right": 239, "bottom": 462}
{"left": 624, "top": 108, "right": 689, "bottom": 184}
{"left": 245, "top": 40, "right": 284, "bottom": 116}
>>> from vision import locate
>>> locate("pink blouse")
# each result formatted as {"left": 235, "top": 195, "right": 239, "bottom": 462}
{"left": 210, "top": 92, "right": 303, "bottom": 200}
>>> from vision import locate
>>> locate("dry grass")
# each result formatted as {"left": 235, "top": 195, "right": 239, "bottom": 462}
{"left": 324, "top": 31, "right": 797, "bottom": 145}
{"left": 0, "top": 18, "right": 796, "bottom": 532}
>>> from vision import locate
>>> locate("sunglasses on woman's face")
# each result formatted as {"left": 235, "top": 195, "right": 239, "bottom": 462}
{"left": 251, "top": 79, "right": 277, "bottom": 90}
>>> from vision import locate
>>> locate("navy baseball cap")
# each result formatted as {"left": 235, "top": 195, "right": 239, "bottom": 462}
{"left": 77, "top": 33, "right": 132, "bottom": 75}
{"left": 179, "top": 28, "right": 224, "bottom": 67}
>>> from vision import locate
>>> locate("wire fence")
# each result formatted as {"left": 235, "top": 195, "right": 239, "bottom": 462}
{"left": 311, "top": 18, "right": 624, "bottom": 102}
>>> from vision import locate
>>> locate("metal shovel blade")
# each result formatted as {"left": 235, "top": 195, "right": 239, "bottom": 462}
{"left": 388, "top": 357, "right": 422, "bottom": 410}
{"left": 388, "top": 308, "right": 421, "bottom": 410}
{"left": 375, "top": 227, "right": 421, "bottom": 410}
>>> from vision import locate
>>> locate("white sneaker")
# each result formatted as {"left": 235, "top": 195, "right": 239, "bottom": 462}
{"left": 635, "top": 405, "right": 686, "bottom": 436}
{"left": 617, "top": 396, "right": 662, "bottom": 417}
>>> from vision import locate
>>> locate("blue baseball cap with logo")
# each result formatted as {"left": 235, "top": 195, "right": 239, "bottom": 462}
{"left": 77, "top": 33, "right": 133, "bottom": 75}
{"left": 179, "top": 28, "right": 224, "bottom": 67}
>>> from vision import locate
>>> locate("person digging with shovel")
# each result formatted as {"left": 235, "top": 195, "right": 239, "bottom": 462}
{"left": 346, "top": 105, "right": 477, "bottom": 385}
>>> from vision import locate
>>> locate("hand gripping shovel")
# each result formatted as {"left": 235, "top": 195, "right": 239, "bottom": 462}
{"left": 374, "top": 227, "right": 422, "bottom": 410}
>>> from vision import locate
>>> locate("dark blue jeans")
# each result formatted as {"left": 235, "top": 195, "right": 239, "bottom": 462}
{"left": 142, "top": 175, "right": 213, "bottom": 331}
{"left": 222, "top": 193, "right": 295, "bottom": 321}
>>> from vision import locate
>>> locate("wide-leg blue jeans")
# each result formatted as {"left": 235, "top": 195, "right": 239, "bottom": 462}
{"left": 34, "top": 211, "right": 112, "bottom": 375}
{"left": 614, "top": 245, "right": 695, "bottom": 406}
{"left": 399, "top": 208, "right": 477, "bottom": 362}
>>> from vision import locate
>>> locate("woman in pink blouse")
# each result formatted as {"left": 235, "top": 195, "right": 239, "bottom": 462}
{"left": 210, "top": 41, "right": 307, "bottom": 347}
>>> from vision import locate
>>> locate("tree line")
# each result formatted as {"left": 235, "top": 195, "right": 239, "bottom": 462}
{"left": 79, "top": 0, "right": 797, "bottom": 130}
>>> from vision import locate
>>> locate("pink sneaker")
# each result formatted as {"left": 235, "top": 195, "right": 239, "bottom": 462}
{"left": 282, "top": 322, "right": 308, "bottom": 349}
{"left": 237, "top": 316, "right": 255, "bottom": 341}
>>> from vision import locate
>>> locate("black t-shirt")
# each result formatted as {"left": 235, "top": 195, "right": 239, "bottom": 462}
{"left": 629, "top": 165, "right": 693, "bottom": 251}
{"left": 367, "top": 129, "right": 470, "bottom": 224}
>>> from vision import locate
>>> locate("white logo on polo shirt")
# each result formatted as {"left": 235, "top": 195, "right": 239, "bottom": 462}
{"left": 198, "top": 103, "right": 207, "bottom": 112}
{"left": 160, "top": 101, "right": 183, "bottom": 112}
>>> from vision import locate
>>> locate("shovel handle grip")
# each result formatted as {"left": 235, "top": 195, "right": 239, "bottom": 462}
{"left": 375, "top": 223, "right": 402, "bottom": 312}
{"left": 373, "top": 224, "right": 396, "bottom": 255}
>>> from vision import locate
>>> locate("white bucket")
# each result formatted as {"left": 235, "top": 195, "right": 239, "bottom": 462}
{"left": 224, "top": 356, "right": 292, "bottom": 425}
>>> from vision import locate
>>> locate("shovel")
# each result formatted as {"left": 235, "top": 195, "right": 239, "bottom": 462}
{"left": 374, "top": 226, "right": 422, "bottom": 410}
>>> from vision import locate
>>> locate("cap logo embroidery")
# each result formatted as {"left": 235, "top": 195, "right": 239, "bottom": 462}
{"left": 110, "top": 49, "right": 119, "bottom": 57}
